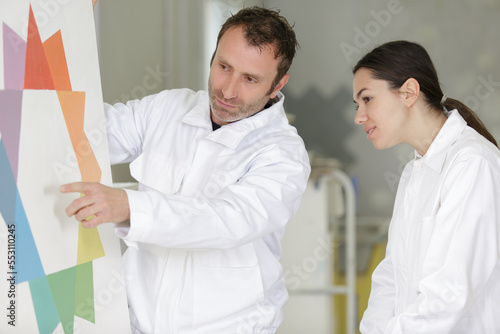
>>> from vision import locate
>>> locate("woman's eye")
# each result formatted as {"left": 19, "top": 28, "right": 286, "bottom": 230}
{"left": 363, "top": 97, "right": 371, "bottom": 103}
{"left": 354, "top": 104, "right": 359, "bottom": 111}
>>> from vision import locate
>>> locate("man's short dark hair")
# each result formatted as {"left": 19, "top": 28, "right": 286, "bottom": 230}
{"left": 210, "top": 6, "right": 299, "bottom": 92}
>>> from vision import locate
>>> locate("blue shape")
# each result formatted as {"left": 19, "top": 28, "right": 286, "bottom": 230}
{"left": 0, "top": 140, "right": 45, "bottom": 283}
{"left": 16, "top": 189, "right": 45, "bottom": 283}
{"left": 29, "top": 276, "right": 61, "bottom": 334}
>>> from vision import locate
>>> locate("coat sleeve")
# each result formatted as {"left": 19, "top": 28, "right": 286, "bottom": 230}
{"left": 384, "top": 155, "right": 500, "bottom": 333}
{"left": 360, "top": 225, "right": 397, "bottom": 333}
{"left": 116, "top": 141, "right": 311, "bottom": 250}
{"left": 104, "top": 93, "right": 159, "bottom": 165}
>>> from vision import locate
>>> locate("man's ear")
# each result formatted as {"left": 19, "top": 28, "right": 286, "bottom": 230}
{"left": 400, "top": 77, "right": 420, "bottom": 108}
{"left": 270, "top": 74, "right": 289, "bottom": 98}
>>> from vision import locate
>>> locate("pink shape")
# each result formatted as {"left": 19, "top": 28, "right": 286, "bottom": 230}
{"left": 3, "top": 23, "right": 27, "bottom": 90}
{"left": 0, "top": 90, "right": 23, "bottom": 181}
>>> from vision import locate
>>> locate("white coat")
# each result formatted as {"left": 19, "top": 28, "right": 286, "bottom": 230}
{"left": 104, "top": 89, "right": 311, "bottom": 334}
{"left": 360, "top": 110, "right": 500, "bottom": 333}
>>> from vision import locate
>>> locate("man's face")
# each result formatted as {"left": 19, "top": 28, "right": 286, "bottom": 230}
{"left": 208, "top": 26, "right": 288, "bottom": 126}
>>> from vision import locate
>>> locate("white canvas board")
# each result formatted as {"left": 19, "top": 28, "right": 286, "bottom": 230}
{"left": 0, "top": 0, "right": 131, "bottom": 333}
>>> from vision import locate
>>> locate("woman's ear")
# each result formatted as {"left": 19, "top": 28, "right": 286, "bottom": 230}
{"left": 399, "top": 78, "right": 420, "bottom": 108}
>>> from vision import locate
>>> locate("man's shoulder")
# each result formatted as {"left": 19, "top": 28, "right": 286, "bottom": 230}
{"left": 145, "top": 88, "right": 208, "bottom": 119}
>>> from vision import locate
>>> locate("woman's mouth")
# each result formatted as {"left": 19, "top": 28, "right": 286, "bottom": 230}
{"left": 366, "top": 127, "right": 376, "bottom": 139}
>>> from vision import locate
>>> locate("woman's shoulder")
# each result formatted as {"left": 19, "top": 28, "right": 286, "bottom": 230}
{"left": 450, "top": 126, "right": 500, "bottom": 168}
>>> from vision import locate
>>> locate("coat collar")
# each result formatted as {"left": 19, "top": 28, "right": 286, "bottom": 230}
{"left": 417, "top": 110, "right": 467, "bottom": 173}
{"left": 182, "top": 91, "right": 287, "bottom": 149}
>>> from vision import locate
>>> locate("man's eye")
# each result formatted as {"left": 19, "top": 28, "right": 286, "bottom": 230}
{"left": 245, "top": 76, "right": 256, "bottom": 83}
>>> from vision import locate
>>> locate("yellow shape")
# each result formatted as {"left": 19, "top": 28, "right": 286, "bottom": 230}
{"left": 77, "top": 222, "right": 105, "bottom": 265}
{"left": 77, "top": 194, "right": 105, "bottom": 264}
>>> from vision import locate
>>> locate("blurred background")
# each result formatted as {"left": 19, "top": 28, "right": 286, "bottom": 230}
{"left": 94, "top": 1, "right": 500, "bottom": 333}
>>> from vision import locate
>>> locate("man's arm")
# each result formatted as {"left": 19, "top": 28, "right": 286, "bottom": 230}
{"left": 61, "top": 142, "right": 310, "bottom": 249}
{"left": 120, "top": 144, "right": 310, "bottom": 249}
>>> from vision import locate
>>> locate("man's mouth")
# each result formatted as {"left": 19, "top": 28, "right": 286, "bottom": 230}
{"left": 217, "top": 98, "right": 236, "bottom": 110}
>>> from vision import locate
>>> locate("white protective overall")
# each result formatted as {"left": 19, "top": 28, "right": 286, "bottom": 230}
{"left": 360, "top": 110, "right": 500, "bottom": 334}
{"left": 105, "top": 89, "right": 311, "bottom": 334}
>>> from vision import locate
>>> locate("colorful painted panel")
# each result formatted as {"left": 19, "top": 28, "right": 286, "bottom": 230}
{"left": 0, "top": 1, "right": 130, "bottom": 333}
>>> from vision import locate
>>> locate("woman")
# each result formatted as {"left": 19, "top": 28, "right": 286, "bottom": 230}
{"left": 353, "top": 40, "right": 500, "bottom": 333}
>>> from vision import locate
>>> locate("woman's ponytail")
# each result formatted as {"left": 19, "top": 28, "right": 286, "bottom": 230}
{"left": 443, "top": 98, "right": 498, "bottom": 147}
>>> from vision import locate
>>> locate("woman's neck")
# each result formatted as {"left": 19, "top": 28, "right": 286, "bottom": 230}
{"left": 408, "top": 107, "right": 448, "bottom": 156}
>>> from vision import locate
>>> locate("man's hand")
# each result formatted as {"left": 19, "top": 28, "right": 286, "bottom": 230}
{"left": 60, "top": 182, "right": 130, "bottom": 228}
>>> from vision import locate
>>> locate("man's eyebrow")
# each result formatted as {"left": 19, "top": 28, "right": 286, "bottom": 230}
{"left": 216, "top": 56, "right": 265, "bottom": 82}
{"left": 243, "top": 71, "right": 264, "bottom": 82}
{"left": 216, "top": 56, "right": 232, "bottom": 69}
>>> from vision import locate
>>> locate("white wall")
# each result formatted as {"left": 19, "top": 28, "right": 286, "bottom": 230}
{"left": 266, "top": 0, "right": 500, "bottom": 217}
{"left": 96, "top": 0, "right": 166, "bottom": 103}
{"left": 96, "top": 0, "right": 500, "bottom": 215}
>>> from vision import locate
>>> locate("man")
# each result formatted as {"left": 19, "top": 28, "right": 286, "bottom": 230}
{"left": 61, "top": 6, "right": 310, "bottom": 333}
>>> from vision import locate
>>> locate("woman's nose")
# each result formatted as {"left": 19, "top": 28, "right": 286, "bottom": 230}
{"left": 354, "top": 108, "right": 367, "bottom": 125}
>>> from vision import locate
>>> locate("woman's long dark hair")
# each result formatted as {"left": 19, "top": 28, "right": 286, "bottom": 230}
{"left": 353, "top": 40, "right": 498, "bottom": 147}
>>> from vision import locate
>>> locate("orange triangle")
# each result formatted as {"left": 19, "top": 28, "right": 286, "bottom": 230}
{"left": 43, "top": 30, "right": 72, "bottom": 91}
{"left": 57, "top": 91, "right": 102, "bottom": 183}
{"left": 57, "top": 91, "right": 85, "bottom": 140}
{"left": 24, "top": 5, "right": 55, "bottom": 90}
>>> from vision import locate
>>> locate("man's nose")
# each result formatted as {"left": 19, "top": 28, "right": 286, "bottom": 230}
{"left": 222, "top": 76, "right": 238, "bottom": 100}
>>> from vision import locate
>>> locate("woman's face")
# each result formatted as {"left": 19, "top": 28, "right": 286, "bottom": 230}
{"left": 353, "top": 68, "right": 409, "bottom": 150}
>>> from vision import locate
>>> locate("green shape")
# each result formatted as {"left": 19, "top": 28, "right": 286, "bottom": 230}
{"left": 75, "top": 261, "right": 95, "bottom": 323}
{"left": 29, "top": 276, "right": 61, "bottom": 334}
{"left": 47, "top": 266, "right": 77, "bottom": 334}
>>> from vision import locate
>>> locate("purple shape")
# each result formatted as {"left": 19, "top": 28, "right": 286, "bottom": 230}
{"left": 3, "top": 23, "right": 27, "bottom": 90}
{"left": 0, "top": 90, "right": 23, "bottom": 181}
{"left": 0, "top": 140, "right": 16, "bottom": 225}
